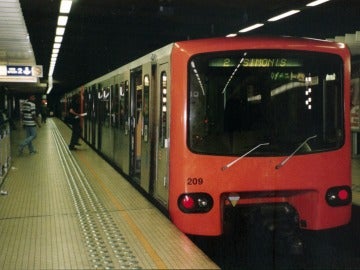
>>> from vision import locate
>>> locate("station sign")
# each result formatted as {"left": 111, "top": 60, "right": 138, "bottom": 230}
{"left": 0, "top": 65, "right": 43, "bottom": 83}
{"left": 1, "top": 65, "right": 43, "bottom": 77}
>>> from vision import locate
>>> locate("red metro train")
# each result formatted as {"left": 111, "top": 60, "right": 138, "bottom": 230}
{"left": 62, "top": 36, "right": 352, "bottom": 237}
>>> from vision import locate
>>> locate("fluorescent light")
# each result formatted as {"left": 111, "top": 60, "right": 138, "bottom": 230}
{"left": 60, "top": 0, "right": 72, "bottom": 14}
{"left": 306, "top": 0, "right": 331, "bottom": 7}
{"left": 48, "top": 66, "right": 55, "bottom": 77}
{"left": 226, "top": 33, "right": 238, "bottom": 37}
{"left": 239, "top": 23, "right": 264, "bottom": 33}
{"left": 56, "top": 27, "right": 65, "bottom": 36}
{"left": 57, "top": 15, "right": 68, "bottom": 26}
{"left": 55, "top": 36, "right": 63, "bottom": 43}
{"left": 268, "top": 10, "right": 300, "bottom": 22}
{"left": 46, "top": 76, "right": 53, "bottom": 94}
{"left": 48, "top": 1, "right": 73, "bottom": 94}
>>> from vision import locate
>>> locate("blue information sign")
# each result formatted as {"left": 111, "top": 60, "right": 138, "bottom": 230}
{"left": 7, "top": 66, "right": 32, "bottom": 76}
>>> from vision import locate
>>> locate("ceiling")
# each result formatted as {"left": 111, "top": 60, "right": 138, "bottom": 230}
{"left": 1, "top": 0, "right": 359, "bottom": 96}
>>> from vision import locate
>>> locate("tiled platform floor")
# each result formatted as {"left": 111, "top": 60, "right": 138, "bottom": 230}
{"left": 0, "top": 118, "right": 219, "bottom": 270}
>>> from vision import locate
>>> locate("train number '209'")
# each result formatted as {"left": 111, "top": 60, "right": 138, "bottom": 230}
{"left": 187, "top": 177, "right": 204, "bottom": 185}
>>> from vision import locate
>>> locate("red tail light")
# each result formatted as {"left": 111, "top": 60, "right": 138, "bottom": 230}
{"left": 178, "top": 193, "right": 214, "bottom": 213}
{"left": 326, "top": 186, "right": 352, "bottom": 206}
{"left": 181, "top": 195, "right": 195, "bottom": 210}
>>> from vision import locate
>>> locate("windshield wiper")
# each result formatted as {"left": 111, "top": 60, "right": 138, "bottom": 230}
{"left": 221, "top": 142, "right": 270, "bottom": 171}
{"left": 275, "top": 135, "right": 317, "bottom": 170}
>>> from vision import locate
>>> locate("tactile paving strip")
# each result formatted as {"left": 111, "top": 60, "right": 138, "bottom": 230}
{"left": 52, "top": 123, "right": 141, "bottom": 269}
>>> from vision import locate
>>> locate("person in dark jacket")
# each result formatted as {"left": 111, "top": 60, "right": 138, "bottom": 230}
{"left": 68, "top": 94, "right": 82, "bottom": 150}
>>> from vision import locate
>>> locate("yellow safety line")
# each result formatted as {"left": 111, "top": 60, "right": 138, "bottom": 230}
{"left": 77, "top": 152, "right": 168, "bottom": 269}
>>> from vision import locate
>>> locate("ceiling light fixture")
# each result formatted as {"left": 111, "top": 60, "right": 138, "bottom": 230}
{"left": 57, "top": 16, "right": 68, "bottom": 26}
{"left": 54, "top": 36, "right": 63, "bottom": 43}
{"left": 239, "top": 23, "right": 264, "bottom": 33}
{"left": 267, "top": 10, "right": 300, "bottom": 22}
{"left": 47, "top": 0, "right": 73, "bottom": 94}
{"left": 60, "top": 0, "right": 72, "bottom": 13}
{"left": 56, "top": 27, "right": 65, "bottom": 36}
{"left": 226, "top": 33, "right": 238, "bottom": 37}
{"left": 306, "top": 0, "right": 331, "bottom": 7}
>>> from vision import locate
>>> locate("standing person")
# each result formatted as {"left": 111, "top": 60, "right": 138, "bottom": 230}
{"left": 19, "top": 95, "right": 41, "bottom": 155}
{"left": 68, "top": 94, "right": 82, "bottom": 150}
{"left": 40, "top": 101, "right": 48, "bottom": 123}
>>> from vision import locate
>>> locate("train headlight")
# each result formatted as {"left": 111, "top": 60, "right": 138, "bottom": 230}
{"left": 325, "top": 186, "right": 352, "bottom": 206}
{"left": 178, "top": 193, "right": 213, "bottom": 213}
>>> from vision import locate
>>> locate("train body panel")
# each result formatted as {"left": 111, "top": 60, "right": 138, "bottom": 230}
{"left": 62, "top": 36, "right": 352, "bottom": 236}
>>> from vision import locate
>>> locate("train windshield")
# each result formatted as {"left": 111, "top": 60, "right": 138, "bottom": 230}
{"left": 188, "top": 50, "right": 344, "bottom": 156}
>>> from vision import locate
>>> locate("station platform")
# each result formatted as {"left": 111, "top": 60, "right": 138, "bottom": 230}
{"left": 0, "top": 118, "right": 219, "bottom": 270}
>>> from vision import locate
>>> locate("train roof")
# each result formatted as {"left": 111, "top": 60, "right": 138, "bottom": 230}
{"left": 173, "top": 35, "right": 349, "bottom": 54}
{"left": 68, "top": 36, "right": 349, "bottom": 95}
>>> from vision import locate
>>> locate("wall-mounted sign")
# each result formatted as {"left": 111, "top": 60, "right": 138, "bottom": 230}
{"left": 5, "top": 65, "right": 43, "bottom": 77}
{"left": 0, "top": 65, "right": 43, "bottom": 82}
{"left": 7, "top": 66, "right": 32, "bottom": 76}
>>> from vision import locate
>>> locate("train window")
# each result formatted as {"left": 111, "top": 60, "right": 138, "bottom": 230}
{"left": 143, "top": 75, "right": 150, "bottom": 142}
{"left": 160, "top": 71, "right": 168, "bottom": 148}
{"left": 124, "top": 81, "right": 129, "bottom": 134}
{"left": 188, "top": 50, "right": 344, "bottom": 156}
{"left": 91, "top": 84, "right": 97, "bottom": 119}
{"left": 118, "top": 82, "right": 125, "bottom": 129}
{"left": 112, "top": 84, "right": 119, "bottom": 128}
{"left": 97, "top": 86, "right": 109, "bottom": 126}
{"left": 110, "top": 85, "right": 116, "bottom": 127}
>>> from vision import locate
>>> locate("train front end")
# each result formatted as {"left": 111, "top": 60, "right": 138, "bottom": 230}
{"left": 168, "top": 37, "right": 352, "bottom": 236}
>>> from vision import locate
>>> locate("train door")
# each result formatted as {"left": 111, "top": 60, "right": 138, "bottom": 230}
{"left": 99, "top": 86, "right": 114, "bottom": 159}
{"left": 153, "top": 63, "right": 170, "bottom": 204}
{"left": 140, "top": 71, "right": 151, "bottom": 192}
{"left": 129, "top": 68, "right": 143, "bottom": 181}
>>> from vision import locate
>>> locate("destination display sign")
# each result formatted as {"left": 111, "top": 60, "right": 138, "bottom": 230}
{"left": 209, "top": 57, "right": 302, "bottom": 68}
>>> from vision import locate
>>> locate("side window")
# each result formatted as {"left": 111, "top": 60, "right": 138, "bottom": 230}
{"left": 110, "top": 85, "right": 116, "bottom": 127}
{"left": 113, "top": 84, "right": 120, "bottom": 128}
{"left": 143, "top": 75, "right": 150, "bottom": 142}
{"left": 84, "top": 88, "right": 89, "bottom": 115}
{"left": 119, "top": 82, "right": 125, "bottom": 129}
{"left": 160, "top": 71, "right": 168, "bottom": 148}
{"left": 123, "top": 80, "right": 129, "bottom": 134}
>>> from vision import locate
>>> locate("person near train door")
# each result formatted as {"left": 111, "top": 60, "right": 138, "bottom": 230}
{"left": 68, "top": 94, "right": 82, "bottom": 150}
{"left": 19, "top": 95, "right": 41, "bottom": 155}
